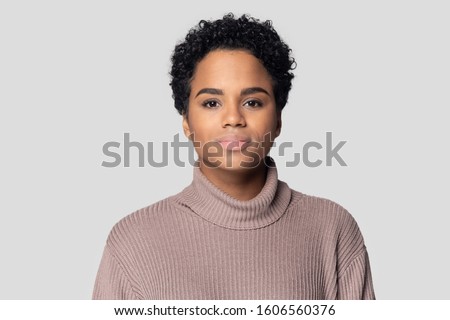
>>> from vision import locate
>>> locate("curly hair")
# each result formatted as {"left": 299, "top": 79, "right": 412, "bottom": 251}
{"left": 169, "top": 13, "right": 296, "bottom": 115}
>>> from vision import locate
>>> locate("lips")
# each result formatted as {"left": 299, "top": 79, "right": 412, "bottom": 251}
{"left": 215, "top": 135, "right": 252, "bottom": 151}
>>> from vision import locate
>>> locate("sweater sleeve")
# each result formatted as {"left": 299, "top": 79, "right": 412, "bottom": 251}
{"left": 337, "top": 247, "right": 375, "bottom": 300}
{"left": 92, "top": 244, "right": 138, "bottom": 300}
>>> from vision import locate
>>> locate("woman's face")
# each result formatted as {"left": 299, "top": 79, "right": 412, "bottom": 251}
{"left": 183, "top": 49, "right": 281, "bottom": 170}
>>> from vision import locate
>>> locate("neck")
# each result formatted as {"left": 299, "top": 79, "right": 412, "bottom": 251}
{"left": 174, "top": 157, "right": 292, "bottom": 230}
{"left": 198, "top": 161, "right": 268, "bottom": 201}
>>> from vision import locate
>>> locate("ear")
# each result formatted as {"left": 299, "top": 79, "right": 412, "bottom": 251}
{"left": 182, "top": 113, "right": 192, "bottom": 140}
{"left": 275, "top": 110, "right": 282, "bottom": 138}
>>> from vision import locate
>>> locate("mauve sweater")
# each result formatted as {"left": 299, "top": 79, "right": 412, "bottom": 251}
{"left": 93, "top": 161, "right": 375, "bottom": 300}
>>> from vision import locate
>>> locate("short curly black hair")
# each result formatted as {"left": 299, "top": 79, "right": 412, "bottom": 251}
{"left": 169, "top": 13, "right": 296, "bottom": 115}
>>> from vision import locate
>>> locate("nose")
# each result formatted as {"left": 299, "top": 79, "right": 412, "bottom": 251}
{"left": 222, "top": 103, "right": 246, "bottom": 128}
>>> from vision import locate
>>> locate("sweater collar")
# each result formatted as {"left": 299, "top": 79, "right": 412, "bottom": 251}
{"left": 175, "top": 158, "right": 292, "bottom": 230}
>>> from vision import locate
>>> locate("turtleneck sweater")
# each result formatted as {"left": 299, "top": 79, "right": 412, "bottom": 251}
{"left": 93, "top": 161, "right": 375, "bottom": 300}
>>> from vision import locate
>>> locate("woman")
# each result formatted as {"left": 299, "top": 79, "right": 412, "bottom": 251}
{"left": 93, "top": 13, "right": 375, "bottom": 300}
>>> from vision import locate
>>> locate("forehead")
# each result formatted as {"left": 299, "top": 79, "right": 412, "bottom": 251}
{"left": 190, "top": 49, "right": 273, "bottom": 90}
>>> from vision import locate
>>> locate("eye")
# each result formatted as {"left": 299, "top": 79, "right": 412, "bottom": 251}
{"left": 244, "top": 100, "right": 263, "bottom": 108}
{"left": 201, "top": 100, "right": 220, "bottom": 108}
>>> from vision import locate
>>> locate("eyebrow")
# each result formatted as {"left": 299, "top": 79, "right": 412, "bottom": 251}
{"left": 195, "top": 88, "right": 224, "bottom": 97}
{"left": 195, "top": 87, "right": 271, "bottom": 98}
{"left": 241, "top": 87, "right": 270, "bottom": 96}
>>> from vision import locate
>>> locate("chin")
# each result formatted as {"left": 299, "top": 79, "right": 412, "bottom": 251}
{"left": 203, "top": 154, "right": 264, "bottom": 170}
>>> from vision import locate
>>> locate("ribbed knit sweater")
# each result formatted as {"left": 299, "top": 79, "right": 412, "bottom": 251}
{"left": 93, "top": 161, "right": 375, "bottom": 300}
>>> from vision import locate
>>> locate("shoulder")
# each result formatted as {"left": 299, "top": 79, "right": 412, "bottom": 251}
{"left": 288, "top": 189, "right": 358, "bottom": 229}
{"left": 288, "top": 188, "right": 365, "bottom": 247}
{"left": 105, "top": 193, "right": 181, "bottom": 250}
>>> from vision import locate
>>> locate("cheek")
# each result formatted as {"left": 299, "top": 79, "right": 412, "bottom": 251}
{"left": 188, "top": 116, "right": 215, "bottom": 140}
{"left": 253, "top": 113, "right": 278, "bottom": 135}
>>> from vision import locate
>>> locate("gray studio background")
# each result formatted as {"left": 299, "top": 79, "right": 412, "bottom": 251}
{"left": 1, "top": 0, "right": 449, "bottom": 299}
